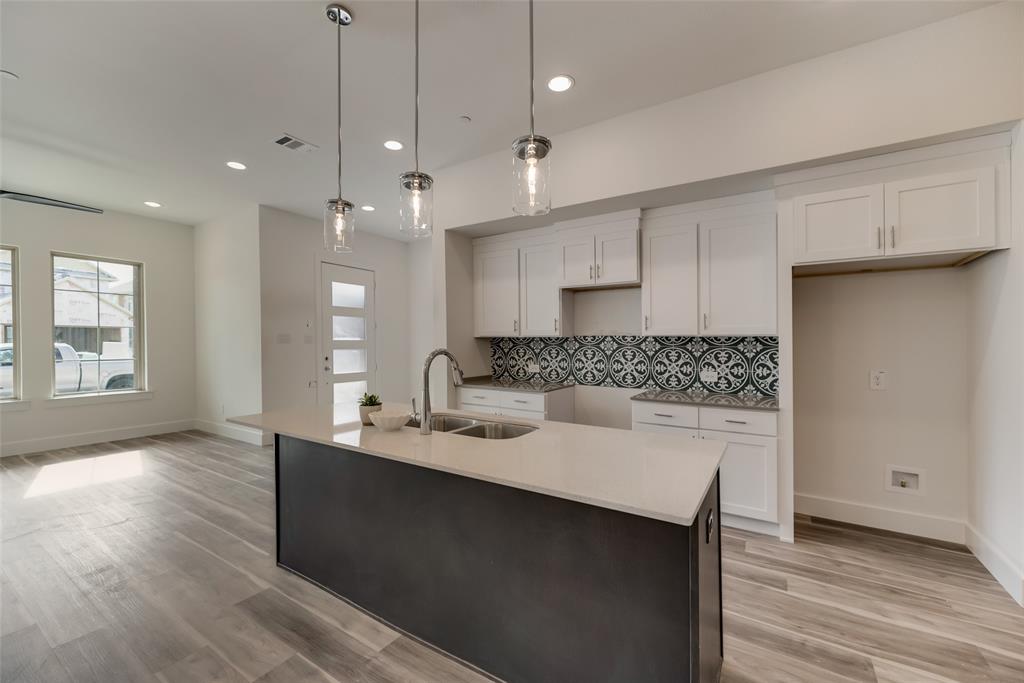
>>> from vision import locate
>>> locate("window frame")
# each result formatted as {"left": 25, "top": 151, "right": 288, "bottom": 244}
{"left": 0, "top": 245, "right": 21, "bottom": 401}
{"left": 50, "top": 251, "right": 147, "bottom": 397}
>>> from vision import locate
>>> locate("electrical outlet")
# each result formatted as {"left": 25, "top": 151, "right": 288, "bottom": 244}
{"left": 869, "top": 369, "right": 888, "bottom": 391}
{"left": 527, "top": 363, "right": 540, "bottom": 374}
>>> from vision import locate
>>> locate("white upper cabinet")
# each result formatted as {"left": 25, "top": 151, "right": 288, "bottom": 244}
{"left": 595, "top": 228, "right": 639, "bottom": 285}
{"left": 884, "top": 167, "right": 995, "bottom": 256}
{"left": 641, "top": 223, "right": 698, "bottom": 336}
{"left": 519, "top": 242, "right": 570, "bottom": 337}
{"left": 558, "top": 233, "right": 596, "bottom": 286}
{"left": 699, "top": 216, "right": 777, "bottom": 336}
{"left": 793, "top": 184, "right": 884, "bottom": 264}
{"left": 791, "top": 164, "right": 998, "bottom": 264}
{"left": 556, "top": 211, "right": 640, "bottom": 288}
{"left": 473, "top": 247, "right": 520, "bottom": 337}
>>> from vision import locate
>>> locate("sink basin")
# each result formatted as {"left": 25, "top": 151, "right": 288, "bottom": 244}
{"left": 405, "top": 414, "right": 482, "bottom": 432}
{"left": 451, "top": 422, "right": 537, "bottom": 439}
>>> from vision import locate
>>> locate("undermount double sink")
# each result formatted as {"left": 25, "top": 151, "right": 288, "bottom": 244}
{"left": 405, "top": 414, "right": 537, "bottom": 440}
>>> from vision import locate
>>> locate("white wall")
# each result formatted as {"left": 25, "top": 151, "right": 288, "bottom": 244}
{"left": 408, "top": 237, "right": 434, "bottom": 402}
{"left": 0, "top": 201, "right": 196, "bottom": 455}
{"left": 257, "top": 206, "right": 411, "bottom": 412}
{"left": 572, "top": 289, "right": 641, "bottom": 336}
{"left": 194, "top": 205, "right": 263, "bottom": 442}
{"left": 965, "top": 122, "right": 1024, "bottom": 604}
{"left": 793, "top": 269, "right": 970, "bottom": 543}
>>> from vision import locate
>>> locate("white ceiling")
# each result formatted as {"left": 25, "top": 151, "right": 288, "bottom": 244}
{"left": 1, "top": 0, "right": 989, "bottom": 238}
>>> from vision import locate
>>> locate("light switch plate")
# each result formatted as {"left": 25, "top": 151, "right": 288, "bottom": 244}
{"left": 870, "top": 369, "right": 888, "bottom": 391}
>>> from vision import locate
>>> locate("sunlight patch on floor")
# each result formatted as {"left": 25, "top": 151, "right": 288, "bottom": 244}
{"left": 24, "top": 450, "right": 144, "bottom": 498}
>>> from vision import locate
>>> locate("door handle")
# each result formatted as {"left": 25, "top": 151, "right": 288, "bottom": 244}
{"left": 890, "top": 225, "right": 896, "bottom": 249}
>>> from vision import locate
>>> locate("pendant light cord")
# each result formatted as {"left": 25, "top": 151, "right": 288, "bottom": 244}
{"left": 336, "top": 14, "right": 342, "bottom": 199}
{"left": 529, "top": 0, "right": 535, "bottom": 137}
{"left": 414, "top": 0, "right": 420, "bottom": 172}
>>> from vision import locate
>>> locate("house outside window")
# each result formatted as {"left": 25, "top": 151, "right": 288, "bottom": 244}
{"left": 0, "top": 247, "right": 18, "bottom": 399}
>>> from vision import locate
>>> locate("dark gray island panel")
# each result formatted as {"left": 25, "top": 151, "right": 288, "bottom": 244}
{"left": 276, "top": 434, "right": 722, "bottom": 682}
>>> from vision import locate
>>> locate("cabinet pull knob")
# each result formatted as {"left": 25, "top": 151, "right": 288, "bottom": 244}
{"left": 724, "top": 419, "right": 748, "bottom": 425}
{"left": 890, "top": 225, "right": 896, "bottom": 249}
{"left": 877, "top": 226, "right": 882, "bottom": 250}
{"left": 654, "top": 413, "right": 674, "bottom": 418}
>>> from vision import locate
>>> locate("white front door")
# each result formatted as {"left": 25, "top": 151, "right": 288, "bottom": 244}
{"left": 319, "top": 263, "right": 376, "bottom": 411}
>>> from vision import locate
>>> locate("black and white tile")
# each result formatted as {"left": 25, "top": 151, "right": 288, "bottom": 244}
{"left": 491, "top": 336, "right": 779, "bottom": 397}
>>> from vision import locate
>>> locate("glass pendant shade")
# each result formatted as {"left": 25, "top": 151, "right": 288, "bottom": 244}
{"left": 324, "top": 198, "right": 355, "bottom": 253}
{"left": 512, "top": 134, "right": 551, "bottom": 216}
{"left": 399, "top": 171, "right": 433, "bottom": 238}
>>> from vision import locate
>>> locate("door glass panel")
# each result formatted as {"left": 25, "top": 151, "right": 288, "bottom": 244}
{"left": 333, "top": 380, "right": 368, "bottom": 405}
{"left": 332, "top": 315, "right": 366, "bottom": 341}
{"left": 331, "top": 282, "right": 365, "bottom": 308}
{"left": 332, "top": 348, "right": 367, "bottom": 375}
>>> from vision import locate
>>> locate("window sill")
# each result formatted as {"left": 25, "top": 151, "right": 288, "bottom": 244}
{"left": 44, "top": 390, "right": 153, "bottom": 408}
{"left": 0, "top": 399, "right": 32, "bottom": 413}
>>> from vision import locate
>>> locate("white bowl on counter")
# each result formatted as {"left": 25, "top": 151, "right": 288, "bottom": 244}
{"left": 369, "top": 411, "right": 411, "bottom": 432}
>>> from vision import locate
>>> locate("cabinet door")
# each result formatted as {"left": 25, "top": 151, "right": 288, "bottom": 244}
{"left": 519, "top": 243, "right": 560, "bottom": 337}
{"left": 596, "top": 228, "right": 639, "bottom": 285}
{"left": 558, "top": 234, "right": 595, "bottom": 287}
{"left": 700, "top": 430, "right": 777, "bottom": 523}
{"left": 793, "top": 184, "right": 884, "bottom": 263}
{"left": 642, "top": 223, "right": 698, "bottom": 336}
{"left": 884, "top": 167, "right": 995, "bottom": 256}
{"left": 699, "top": 217, "right": 777, "bottom": 336}
{"left": 473, "top": 248, "right": 520, "bottom": 337}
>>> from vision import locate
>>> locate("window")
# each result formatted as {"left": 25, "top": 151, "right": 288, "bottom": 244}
{"left": 52, "top": 254, "right": 143, "bottom": 395}
{"left": 0, "top": 246, "right": 17, "bottom": 399}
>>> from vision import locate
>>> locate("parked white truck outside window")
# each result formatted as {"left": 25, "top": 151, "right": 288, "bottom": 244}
{"left": 0, "top": 343, "right": 135, "bottom": 396}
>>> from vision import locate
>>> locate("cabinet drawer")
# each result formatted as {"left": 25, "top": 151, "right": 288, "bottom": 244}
{"left": 499, "top": 392, "right": 546, "bottom": 413}
{"left": 698, "top": 407, "right": 777, "bottom": 436}
{"left": 631, "top": 422, "right": 699, "bottom": 439}
{"left": 500, "top": 407, "right": 545, "bottom": 420}
{"left": 458, "top": 388, "right": 502, "bottom": 408}
{"left": 631, "top": 401, "right": 699, "bottom": 429}
{"left": 459, "top": 403, "right": 502, "bottom": 416}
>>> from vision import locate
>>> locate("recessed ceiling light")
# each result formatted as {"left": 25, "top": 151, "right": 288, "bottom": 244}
{"left": 547, "top": 75, "right": 574, "bottom": 92}
{"left": 384, "top": 140, "right": 404, "bottom": 151}
{"left": 226, "top": 161, "right": 247, "bottom": 170}
{"left": 0, "top": 69, "right": 19, "bottom": 81}
{"left": 143, "top": 201, "right": 161, "bottom": 208}
{"left": 360, "top": 205, "right": 375, "bottom": 212}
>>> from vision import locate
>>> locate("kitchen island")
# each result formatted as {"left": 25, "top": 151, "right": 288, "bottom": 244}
{"left": 230, "top": 405, "right": 725, "bottom": 682}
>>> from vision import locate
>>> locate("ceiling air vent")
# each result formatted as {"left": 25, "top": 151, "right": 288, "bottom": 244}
{"left": 274, "top": 134, "right": 319, "bottom": 153}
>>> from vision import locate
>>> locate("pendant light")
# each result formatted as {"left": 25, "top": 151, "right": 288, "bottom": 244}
{"left": 512, "top": 0, "right": 551, "bottom": 216}
{"left": 324, "top": 4, "right": 355, "bottom": 253}
{"left": 399, "top": 0, "right": 433, "bottom": 238}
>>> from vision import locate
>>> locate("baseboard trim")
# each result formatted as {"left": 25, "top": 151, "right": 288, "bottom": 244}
{"left": 794, "top": 493, "right": 965, "bottom": 544}
{"left": 193, "top": 419, "right": 272, "bottom": 446}
{"left": 721, "top": 514, "right": 791, "bottom": 542}
{"left": 966, "top": 523, "right": 1024, "bottom": 606}
{"left": 0, "top": 419, "right": 196, "bottom": 457}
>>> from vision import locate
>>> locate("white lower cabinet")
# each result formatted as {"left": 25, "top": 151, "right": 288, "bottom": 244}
{"left": 699, "top": 430, "right": 778, "bottom": 523}
{"left": 631, "top": 402, "right": 779, "bottom": 524}
{"left": 458, "top": 387, "right": 574, "bottom": 423}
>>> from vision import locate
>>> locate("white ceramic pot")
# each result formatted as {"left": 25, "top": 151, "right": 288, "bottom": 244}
{"left": 359, "top": 404, "right": 382, "bottom": 425}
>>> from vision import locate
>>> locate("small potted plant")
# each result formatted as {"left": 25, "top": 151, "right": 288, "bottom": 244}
{"left": 358, "top": 393, "right": 382, "bottom": 425}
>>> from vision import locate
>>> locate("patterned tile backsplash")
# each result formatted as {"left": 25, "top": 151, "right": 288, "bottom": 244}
{"left": 490, "top": 336, "right": 779, "bottom": 397}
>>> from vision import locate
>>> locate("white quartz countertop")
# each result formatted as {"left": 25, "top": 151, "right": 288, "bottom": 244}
{"left": 229, "top": 404, "right": 725, "bottom": 526}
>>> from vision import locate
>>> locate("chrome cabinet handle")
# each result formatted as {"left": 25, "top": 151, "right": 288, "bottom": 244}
{"left": 513, "top": 399, "right": 528, "bottom": 404}
{"left": 724, "top": 419, "right": 748, "bottom": 425}
{"left": 554, "top": 317, "right": 558, "bottom": 332}
{"left": 596, "top": 263, "right": 601, "bottom": 279}
{"left": 472, "top": 395, "right": 486, "bottom": 399}
{"left": 703, "top": 313, "right": 709, "bottom": 330}
{"left": 513, "top": 319, "right": 518, "bottom": 334}
{"left": 705, "top": 509, "right": 714, "bottom": 544}
{"left": 877, "top": 226, "right": 882, "bottom": 250}
{"left": 654, "top": 413, "right": 674, "bottom": 418}
{"left": 589, "top": 264, "right": 594, "bottom": 280}
{"left": 890, "top": 225, "right": 896, "bottom": 249}
{"left": 644, "top": 315, "right": 649, "bottom": 331}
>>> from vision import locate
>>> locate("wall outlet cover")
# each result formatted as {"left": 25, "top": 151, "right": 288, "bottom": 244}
{"left": 870, "top": 369, "right": 888, "bottom": 391}
{"left": 527, "top": 363, "right": 540, "bottom": 374}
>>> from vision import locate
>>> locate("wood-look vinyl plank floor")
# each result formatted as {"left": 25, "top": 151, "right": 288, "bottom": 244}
{"left": 2, "top": 431, "right": 1022, "bottom": 682}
